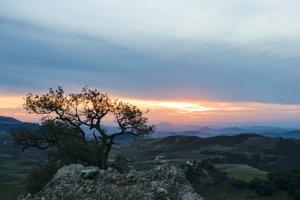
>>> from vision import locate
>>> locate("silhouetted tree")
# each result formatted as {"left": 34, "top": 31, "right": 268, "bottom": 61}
{"left": 12, "top": 120, "right": 99, "bottom": 165}
{"left": 14, "top": 86, "right": 155, "bottom": 169}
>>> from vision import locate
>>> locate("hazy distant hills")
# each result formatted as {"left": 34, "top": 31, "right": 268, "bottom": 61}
{"left": 155, "top": 123, "right": 300, "bottom": 139}
{"left": 0, "top": 116, "right": 38, "bottom": 132}
{"left": 0, "top": 116, "right": 22, "bottom": 123}
{"left": 0, "top": 116, "right": 43, "bottom": 165}
{"left": 0, "top": 116, "right": 40, "bottom": 160}
{"left": 0, "top": 115, "right": 299, "bottom": 140}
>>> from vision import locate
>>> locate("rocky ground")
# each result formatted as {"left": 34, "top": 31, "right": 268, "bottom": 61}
{"left": 19, "top": 163, "right": 203, "bottom": 200}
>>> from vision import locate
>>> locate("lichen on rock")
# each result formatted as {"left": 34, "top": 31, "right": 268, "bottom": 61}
{"left": 20, "top": 163, "right": 203, "bottom": 200}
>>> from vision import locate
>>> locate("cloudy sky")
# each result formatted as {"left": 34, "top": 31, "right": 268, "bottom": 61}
{"left": 0, "top": 0, "right": 300, "bottom": 126}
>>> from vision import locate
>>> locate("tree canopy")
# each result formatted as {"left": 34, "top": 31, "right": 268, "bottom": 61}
{"left": 15, "top": 86, "right": 155, "bottom": 169}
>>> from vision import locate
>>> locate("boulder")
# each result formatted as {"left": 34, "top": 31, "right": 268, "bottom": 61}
{"left": 80, "top": 166, "right": 100, "bottom": 179}
{"left": 52, "top": 164, "right": 84, "bottom": 181}
{"left": 20, "top": 163, "right": 203, "bottom": 200}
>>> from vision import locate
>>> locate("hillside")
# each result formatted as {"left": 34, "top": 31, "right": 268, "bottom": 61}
{"left": 114, "top": 134, "right": 300, "bottom": 171}
{"left": 0, "top": 116, "right": 40, "bottom": 199}
{"left": 0, "top": 116, "right": 41, "bottom": 162}
{"left": 0, "top": 116, "right": 38, "bottom": 132}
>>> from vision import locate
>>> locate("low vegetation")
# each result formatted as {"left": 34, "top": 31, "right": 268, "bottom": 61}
{"left": 216, "top": 164, "right": 268, "bottom": 182}
{"left": 24, "top": 162, "right": 61, "bottom": 194}
{"left": 231, "top": 169, "right": 300, "bottom": 199}
{"left": 133, "top": 161, "right": 156, "bottom": 172}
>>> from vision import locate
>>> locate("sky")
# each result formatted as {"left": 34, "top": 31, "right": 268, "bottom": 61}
{"left": 0, "top": 0, "right": 300, "bottom": 127}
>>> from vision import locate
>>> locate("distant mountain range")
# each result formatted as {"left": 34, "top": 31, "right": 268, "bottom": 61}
{"left": 155, "top": 122, "right": 300, "bottom": 139}
{"left": 0, "top": 116, "right": 299, "bottom": 140}
{"left": 0, "top": 116, "right": 39, "bottom": 132}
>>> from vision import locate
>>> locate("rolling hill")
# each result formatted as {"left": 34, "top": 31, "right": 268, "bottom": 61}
{"left": 115, "top": 134, "right": 300, "bottom": 171}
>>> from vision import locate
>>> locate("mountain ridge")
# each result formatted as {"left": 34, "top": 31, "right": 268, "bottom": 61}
{"left": 0, "top": 116, "right": 38, "bottom": 132}
{"left": 155, "top": 123, "right": 300, "bottom": 139}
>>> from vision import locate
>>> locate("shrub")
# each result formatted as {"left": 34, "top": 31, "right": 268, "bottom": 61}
{"left": 25, "top": 162, "right": 61, "bottom": 194}
{"left": 184, "top": 160, "right": 229, "bottom": 187}
{"left": 268, "top": 169, "right": 300, "bottom": 196}
{"left": 255, "top": 181, "right": 275, "bottom": 196}
{"left": 248, "top": 177, "right": 262, "bottom": 191}
{"left": 293, "top": 189, "right": 300, "bottom": 200}
{"left": 274, "top": 176, "right": 289, "bottom": 190}
{"left": 232, "top": 179, "right": 248, "bottom": 190}
{"left": 111, "top": 154, "right": 129, "bottom": 173}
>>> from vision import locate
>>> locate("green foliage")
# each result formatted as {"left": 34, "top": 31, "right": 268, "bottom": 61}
{"left": 255, "top": 181, "right": 275, "bottom": 196}
{"left": 233, "top": 169, "right": 300, "bottom": 197}
{"left": 230, "top": 170, "right": 267, "bottom": 183}
{"left": 248, "top": 177, "right": 262, "bottom": 190}
{"left": 133, "top": 161, "right": 155, "bottom": 172}
{"left": 18, "top": 86, "right": 155, "bottom": 169}
{"left": 0, "top": 159, "right": 35, "bottom": 199}
{"left": 231, "top": 179, "right": 248, "bottom": 190}
{"left": 49, "top": 133, "right": 100, "bottom": 166}
{"left": 293, "top": 189, "right": 300, "bottom": 200}
{"left": 184, "top": 161, "right": 228, "bottom": 186}
{"left": 111, "top": 154, "right": 130, "bottom": 173}
{"left": 0, "top": 180, "right": 25, "bottom": 200}
{"left": 12, "top": 121, "right": 100, "bottom": 166}
{"left": 25, "top": 162, "right": 60, "bottom": 194}
{"left": 268, "top": 169, "right": 300, "bottom": 197}
{"left": 232, "top": 177, "right": 275, "bottom": 196}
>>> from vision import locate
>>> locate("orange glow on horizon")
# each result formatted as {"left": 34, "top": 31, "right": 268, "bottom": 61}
{"left": 1, "top": 93, "right": 300, "bottom": 125}
{"left": 124, "top": 99, "right": 216, "bottom": 112}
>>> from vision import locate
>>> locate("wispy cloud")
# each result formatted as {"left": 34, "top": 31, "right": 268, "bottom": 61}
{"left": 0, "top": 1, "right": 300, "bottom": 125}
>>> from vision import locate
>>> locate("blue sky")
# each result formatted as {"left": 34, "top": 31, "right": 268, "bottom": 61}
{"left": 0, "top": 1, "right": 300, "bottom": 125}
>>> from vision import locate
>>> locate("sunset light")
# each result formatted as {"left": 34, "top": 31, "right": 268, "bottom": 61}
{"left": 1, "top": 93, "right": 300, "bottom": 126}
{"left": 157, "top": 102, "right": 214, "bottom": 112}
{"left": 1, "top": 2, "right": 300, "bottom": 198}
{"left": 124, "top": 98, "right": 215, "bottom": 113}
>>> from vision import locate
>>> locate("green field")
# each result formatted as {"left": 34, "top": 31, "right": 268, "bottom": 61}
{"left": 0, "top": 180, "right": 25, "bottom": 200}
{"left": 230, "top": 170, "right": 267, "bottom": 182}
{"left": 133, "top": 161, "right": 156, "bottom": 171}
{"left": 0, "top": 161, "right": 32, "bottom": 200}
{"left": 215, "top": 164, "right": 268, "bottom": 182}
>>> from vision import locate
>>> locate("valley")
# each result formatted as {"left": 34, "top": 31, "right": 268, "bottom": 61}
{"left": 1, "top": 116, "right": 300, "bottom": 199}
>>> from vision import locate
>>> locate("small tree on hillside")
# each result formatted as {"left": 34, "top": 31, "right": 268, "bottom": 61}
{"left": 17, "top": 86, "right": 155, "bottom": 169}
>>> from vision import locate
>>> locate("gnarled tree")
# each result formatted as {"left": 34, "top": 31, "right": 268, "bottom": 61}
{"left": 22, "top": 86, "right": 155, "bottom": 169}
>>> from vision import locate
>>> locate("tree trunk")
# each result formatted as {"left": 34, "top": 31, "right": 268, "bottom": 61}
{"left": 98, "top": 139, "right": 113, "bottom": 169}
{"left": 98, "top": 151, "right": 108, "bottom": 169}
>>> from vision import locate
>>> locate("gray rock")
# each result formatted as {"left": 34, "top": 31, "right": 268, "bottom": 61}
{"left": 155, "top": 187, "right": 168, "bottom": 195}
{"left": 81, "top": 166, "right": 100, "bottom": 179}
{"left": 52, "top": 164, "right": 84, "bottom": 181}
{"left": 20, "top": 163, "right": 203, "bottom": 200}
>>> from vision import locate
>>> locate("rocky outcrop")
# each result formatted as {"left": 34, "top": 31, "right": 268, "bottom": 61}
{"left": 21, "top": 163, "right": 203, "bottom": 200}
